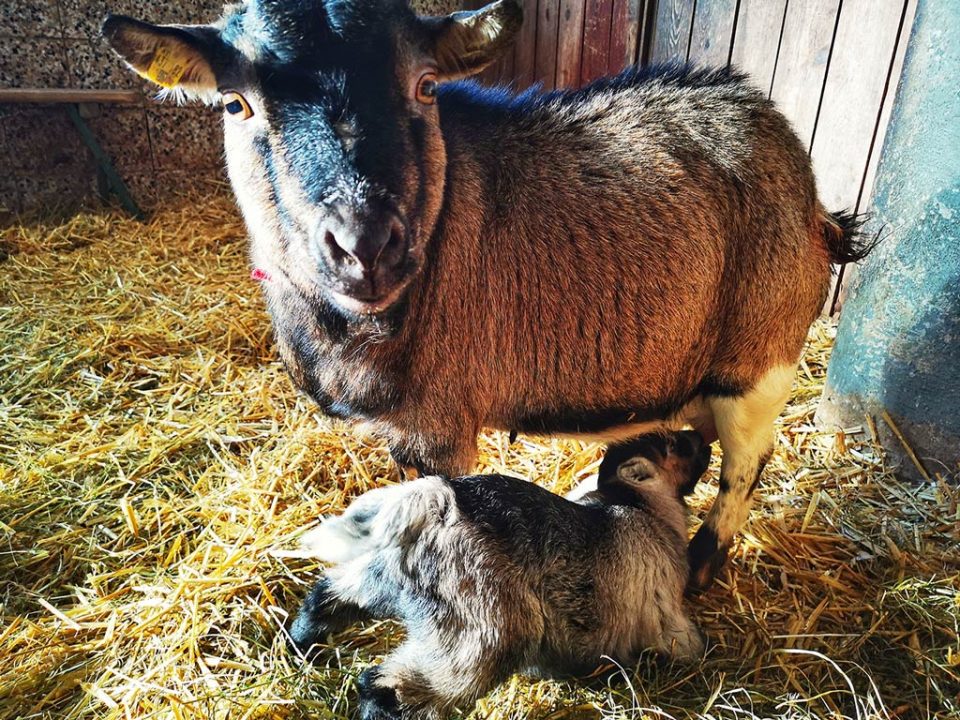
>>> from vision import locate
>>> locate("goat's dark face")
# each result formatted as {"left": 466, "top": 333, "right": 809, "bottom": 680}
{"left": 103, "top": 0, "right": 521, "bottom": 316}
{"left": 599, "top": 431, "right": 713, "bottom": 501}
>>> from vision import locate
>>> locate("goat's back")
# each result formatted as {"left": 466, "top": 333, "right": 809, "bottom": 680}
{"left": 446, "top": 475, "right": 691, "bottom": 673}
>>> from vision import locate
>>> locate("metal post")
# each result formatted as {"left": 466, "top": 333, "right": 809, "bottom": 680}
{"left": 67, "top": 103, "right": 144, "bottom": 220}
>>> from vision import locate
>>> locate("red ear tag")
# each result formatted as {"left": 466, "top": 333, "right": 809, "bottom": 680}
{"left": 251, "top": 268, "right": 272, "bottom": 282}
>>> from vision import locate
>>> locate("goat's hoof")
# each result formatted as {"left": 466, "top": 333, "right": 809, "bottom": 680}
{"left": 286, "top": 616, "right": 320, "bottom": 660}
{"left": 358, "top": 667, "right": 402, "bottom": 720}
{"left": 286, "top": 602, "right": 333, "bottom": 661}
{"left": 686, "top": 526, "right": 729, "bottom": 595}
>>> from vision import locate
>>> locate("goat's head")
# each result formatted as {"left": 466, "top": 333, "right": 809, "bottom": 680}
{"left": 103, "top": 0, "right": 521, "bottom": 316}
{"left": 598, "top": 431, "right": 712, "bottom": 502}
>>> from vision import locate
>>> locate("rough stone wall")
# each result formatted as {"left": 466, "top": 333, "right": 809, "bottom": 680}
{"left": 0, "top": 0, "right": 460, "bottom": 215}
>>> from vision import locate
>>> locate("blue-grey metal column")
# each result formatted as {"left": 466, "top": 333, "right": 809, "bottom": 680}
{"left": 817, "top": 0, "right": 959, "bottom": 480}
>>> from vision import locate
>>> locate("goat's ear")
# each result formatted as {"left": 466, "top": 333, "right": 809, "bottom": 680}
{"left": 613, "top": 456, "right": 660, "bottom": 485}
{"left": 426, "top": 0, "right": 523, "bottom": 80}
{"left": 102, "top": 15, "right": 221, "bottom": 101}
{"left": 597, "top": 451, "right": 660, "bottom": 488}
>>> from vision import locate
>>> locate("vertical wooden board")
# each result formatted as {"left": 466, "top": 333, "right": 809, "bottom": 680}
{"left": 687, "top": 0, "right": 738, "bottom": 67}
{"left": 857, "top": 0, "right": 917, "bottom": 212}
{"left": 637, "top": 0, "right": 657, "bottom": 65}
{"left": 479, "top": 58, "right": 499, "bottom": 85}
{"left": 555, "top": 0, "right": 586, "bottom": 88}
{"left": 729, "top": 0, "right": 787, "bottom": 94}
{"left": 650, "top": 0, "right": 695, "bottom": 63}
{"left": 830, "top": 0, "right": 915, "bottom": 313}
{"left": 513, "top": 0, "right": 539, "bottom": 90}
{"left": 581, "top": 0, "right": 614, "bottom": 84}
{"left": 490, "top": 57, "right": 506, "bottom": 85}
{"left": 608, "top": 0, "right": 642, "bottom": 75}
{"left": 810, "top": 0, "right": 908, "bottom": 211}
{"left": 535, "top": 0, "right": 561, "bottom": 90}
{"left": 501, "top": 44, "right": 516, "bottom": 86}
{"left": 769, "top": 0, "right": 841, "bottom": 148}
{"left": 486, "top": 47, "right": 515, "bottom": 86}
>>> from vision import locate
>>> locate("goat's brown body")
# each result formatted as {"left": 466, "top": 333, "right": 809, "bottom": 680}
{"left": 267, "top": 70, "right": 830, "bottom": 474}
{"left": 104, "top": 0, "right": 872, "bottom": 631}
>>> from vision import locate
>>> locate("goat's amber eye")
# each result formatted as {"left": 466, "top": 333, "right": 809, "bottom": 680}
{"left": 415, "top": 72, "right": 438, "bottom": 105}
{"left": 222, "top": 91, "right": 253, "bottom": 120}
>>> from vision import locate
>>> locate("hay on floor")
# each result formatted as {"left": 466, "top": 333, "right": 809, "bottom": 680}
{"left": 0, "top": 196, "right": 958, "bottom": 720}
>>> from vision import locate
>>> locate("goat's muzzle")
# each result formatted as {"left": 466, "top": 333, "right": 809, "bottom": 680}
{"left": 311, "top": 205, "right": 411, "bottom": 313}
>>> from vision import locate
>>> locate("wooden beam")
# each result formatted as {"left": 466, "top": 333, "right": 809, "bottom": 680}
{"left": 535, "top": 0, "right": 561, "bottom": 90}
{"left": 608, "top": 0, "right": 643, "bottom": 74}
{"left": 581, "top": 0, "right": 614, "bottom": 85}
{"left": 556, "top": 0, "right": 586, "bottom": 88}
{"left": 810, "top": 0, "right": 908, "bottom": 211}
{"left": 650, "top": 0, "right": 696, "bottom": 64}
{"left": 769, "top": 0, "right": 841, "bottom": 149}
{"left": 513, "top": 0, "right": 540, "bottom": 89}
{"left": 0, "top": 88, "right": 141, "bottom": 105}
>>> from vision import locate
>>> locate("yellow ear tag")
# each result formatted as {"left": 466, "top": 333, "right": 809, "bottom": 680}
{"left": 144, "top": 45, "right": 189, "bottom": 88}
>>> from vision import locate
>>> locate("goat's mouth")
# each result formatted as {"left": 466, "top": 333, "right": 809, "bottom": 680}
{"left": 326, "top": 277, "right": 412, "bottom": 315}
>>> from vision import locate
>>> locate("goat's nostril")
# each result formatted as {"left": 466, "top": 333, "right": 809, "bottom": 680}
{"left": 385, "top": 222, "right": 403, "bottom": 254}
{"left": 316, "top": 213, "right": 407, "bottom": 274}
{"left": 323, "top": 229, "right": 353, "bottom": 266}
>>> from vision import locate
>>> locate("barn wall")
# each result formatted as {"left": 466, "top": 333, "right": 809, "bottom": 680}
{"left": 654, "top": 0, "right": 916, "bottom": 312}
{"left": 477, "top": 0, "right": 655, "bottom": 88}
{"left": 646, "top": 0, "right": 914, "bottom": 207}
{"left": 0, "top": 0, "right": 226, "bottom": 215}
{"left": 482, "top": 0, "right": 916, "bottom": 312}
{"left": 0, "top": 0, "right": 460, "bottom": 215}
{"left": 0, "top": 0, "right": 915, "bottom": 228}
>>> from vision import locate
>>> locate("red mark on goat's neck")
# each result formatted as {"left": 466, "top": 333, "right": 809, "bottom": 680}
{"left": 251, "top": 268, "right": 272, "bottom": 283}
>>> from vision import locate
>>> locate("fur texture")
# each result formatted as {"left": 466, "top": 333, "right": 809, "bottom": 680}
{"left": 103, "top": 0, "right": 875, "bottom": 587}
{"left": 289, "top": 431, "right": 711, "bottom": 719}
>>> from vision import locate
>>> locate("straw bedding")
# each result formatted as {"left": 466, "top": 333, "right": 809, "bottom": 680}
{"left": 1, "top": 193, "right": 957, "bottom": 720}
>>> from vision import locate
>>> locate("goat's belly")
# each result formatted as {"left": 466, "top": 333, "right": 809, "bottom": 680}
{"left": 505, "top": 394, "right": 710, "bottom": 441}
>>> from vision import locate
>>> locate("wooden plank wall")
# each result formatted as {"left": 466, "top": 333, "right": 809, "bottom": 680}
{"left": 646, "top": 0, "right": 916, "bottom": 312}
{"left": 479, "top": 0, "right": 655, "bottom": 90}
{"left": 648, "top": 1, "right": 913, "bottom": 204}
{"left": 473, "top": 0, "right": 916, "bottom": 312}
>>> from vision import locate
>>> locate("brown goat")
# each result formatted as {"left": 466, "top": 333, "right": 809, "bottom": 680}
{"left": 103, "top": 0, "right": 871, "bottom": 590}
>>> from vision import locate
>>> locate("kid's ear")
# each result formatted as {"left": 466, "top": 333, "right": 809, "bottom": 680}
{"left": 597, "top": 449, "right": 659, "bottom": 487}
{"left": 614, "top": 456, "right": 659, "bottom": 485}
{"left": 102, "top": 15, "right": 222, "bottom": 101}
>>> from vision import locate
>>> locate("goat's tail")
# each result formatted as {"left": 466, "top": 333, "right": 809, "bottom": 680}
{"left": 300, "top": 477, "right": 456, "bottom": 564}
{"left": 821, "top": 208, "right": 880, "bottom": 264}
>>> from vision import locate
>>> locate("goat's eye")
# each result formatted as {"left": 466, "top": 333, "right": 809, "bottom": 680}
{"left": 222, "top": 91, "right": 253, "bottom": 120}
{"left": 415, "top": 72, "right": 438, "bottom": 105}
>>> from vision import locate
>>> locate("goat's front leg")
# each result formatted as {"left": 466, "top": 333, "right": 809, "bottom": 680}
{"left": 288, "top": 575, "right": 371, "bottom": 657}
{"left": 688, "top": 364, "right": 795, "bottom": 592}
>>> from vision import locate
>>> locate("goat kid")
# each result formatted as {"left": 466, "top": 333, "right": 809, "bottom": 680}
{"left": 289, "top": 431, "right": 710, "bottom": 719}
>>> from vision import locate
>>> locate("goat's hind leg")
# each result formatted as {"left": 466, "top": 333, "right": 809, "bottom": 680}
{"left": 359, "top": 630, "right": 517, "bottom": 720}
{"left": 656, "top": 608, "right": 706, "bottom": 662}
{"left": 688, "top": 364, "right": 796, "bottom": 592}
{"left": 288, "top": 575, "right": 371, "bottom": 658}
